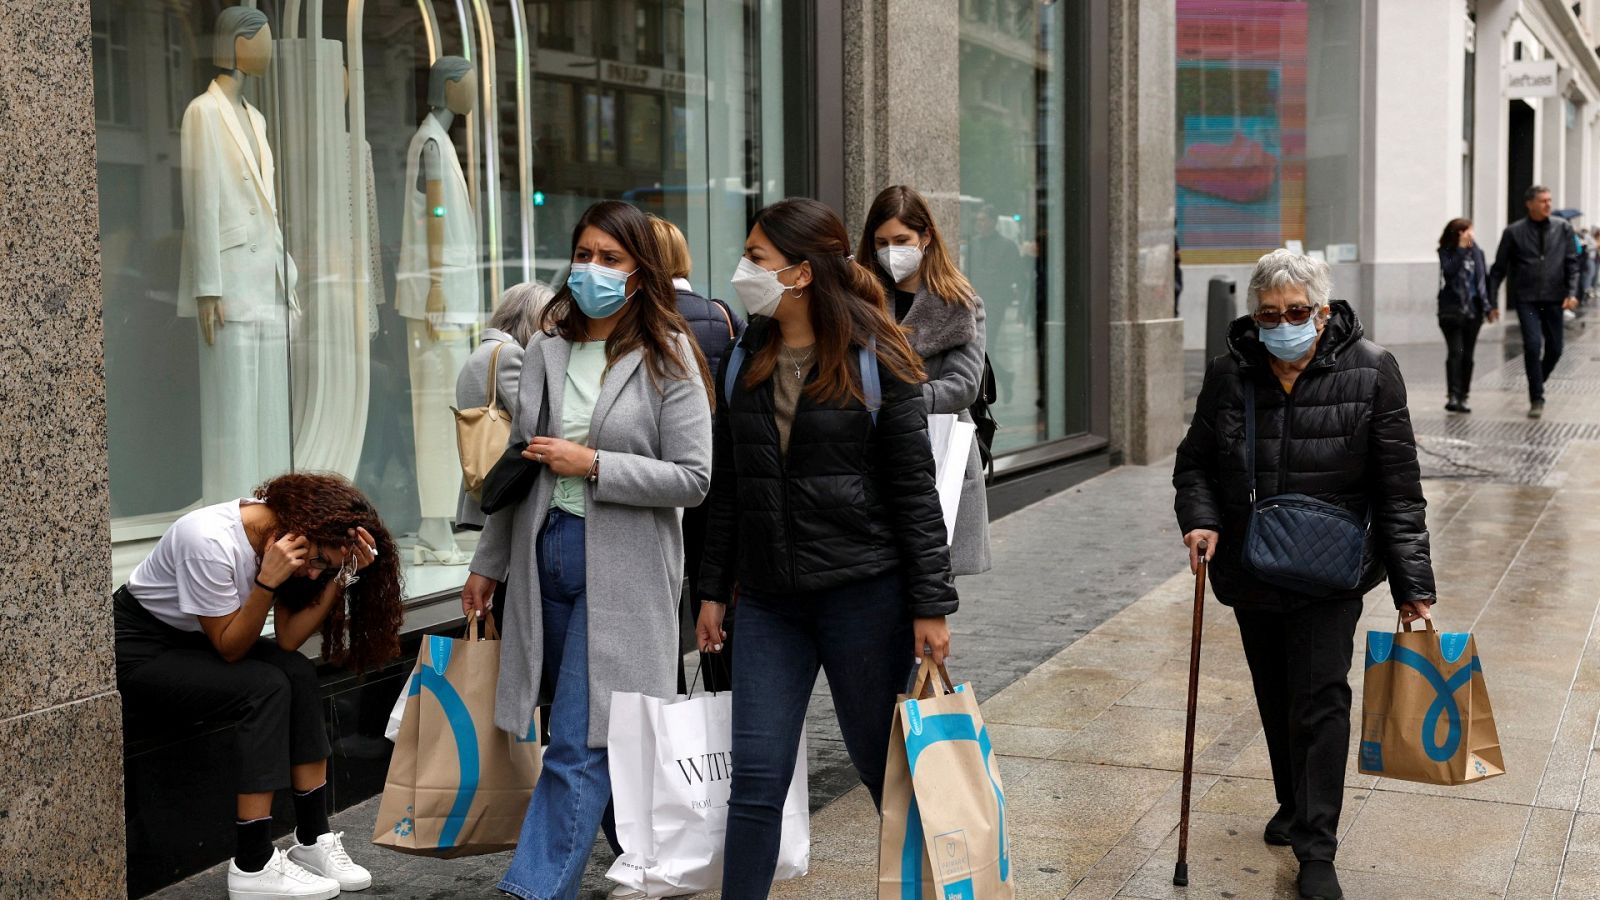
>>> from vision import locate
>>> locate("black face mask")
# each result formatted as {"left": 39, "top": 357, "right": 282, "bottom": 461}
{"left": 273, "top": 571, "right": 337, "bottom": 611}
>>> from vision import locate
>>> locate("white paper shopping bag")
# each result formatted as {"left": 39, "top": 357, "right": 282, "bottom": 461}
{"left": 927, "top": 413, "right": 978, "bottom": 544}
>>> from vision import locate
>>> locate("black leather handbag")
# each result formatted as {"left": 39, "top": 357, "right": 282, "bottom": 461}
{"left": 1240, "top": 386, "right": 1368, "bottom": 596}
{"left": 478, "top": 380, "right": 550, "bottom": 516}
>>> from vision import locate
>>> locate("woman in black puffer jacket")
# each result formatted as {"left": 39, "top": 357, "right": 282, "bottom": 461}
{"left": 1173, "top": 250, "right": 1437, "bottom": 900}
{"left": 699, "top": 197, "right": 955, "bottom": 899}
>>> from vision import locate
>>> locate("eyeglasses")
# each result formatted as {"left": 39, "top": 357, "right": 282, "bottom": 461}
{"left": 1252, "top": 305, "right": 1316, "bottom": 329}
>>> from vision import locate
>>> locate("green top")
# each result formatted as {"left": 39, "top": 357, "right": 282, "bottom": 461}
{"left": 551, "top": 340, "right": 607, "bottom": 517}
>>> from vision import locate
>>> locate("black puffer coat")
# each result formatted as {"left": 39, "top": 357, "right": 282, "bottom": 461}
{"left": 697, "top": 316, "right": 957, "bottom": 617}
{"left": 1172, "top": 301, "right": 1436, "bottom": 610}
{"left": 675, "top": 287, "right": 743, "bottom": 376}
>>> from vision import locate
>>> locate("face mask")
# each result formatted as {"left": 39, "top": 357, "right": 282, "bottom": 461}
{"left": 730, "top": 256, "right": 800, "bottom": 318}
{"left": 876, "top": 243, "right": 924, "bottom": 284}
{"left": 1259, "top": 316, "right": 1319, "bottom": 361}
{"left": 567, "top": 262, "right": 636, "bottom": 318}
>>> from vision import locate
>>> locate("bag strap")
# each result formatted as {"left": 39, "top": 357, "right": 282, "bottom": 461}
{"left": 723, "top": 342, "right": 746, "bottom": 407}
{"left": 1396, "top": 613, "right": 1437, "bottom": 634}
{"left": 1243, "top": 382, "right": 1257, "bottom": 504}
{"left": 859, "top": 339, "right": 880, "bottom": 425}
{"left": 908, "top": 655, "right": 955, "bottom": 699}
{"left": 710, "top": 298, "right": 737, "bottom": 339}
{"left": 484, "top": 342, "right": 505, "bottom": 409}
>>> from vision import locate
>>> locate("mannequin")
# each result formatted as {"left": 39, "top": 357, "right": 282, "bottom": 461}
{"left": 396, "top": 57, "right": 480, "bottom": 564}
{"left": 178, "top": 7, "right": 299, "bottom": 504}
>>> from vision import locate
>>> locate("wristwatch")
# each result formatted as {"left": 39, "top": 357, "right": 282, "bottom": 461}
{"left": 586, "top": 450, "right": 601, "bottom": 484}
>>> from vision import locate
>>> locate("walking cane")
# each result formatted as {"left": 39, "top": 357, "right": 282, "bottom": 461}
{"left": 1173, "top": 540, "right": 1207, "bottom": 887}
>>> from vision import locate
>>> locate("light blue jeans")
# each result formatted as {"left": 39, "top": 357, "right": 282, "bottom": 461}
{"left": 499, "top": 509, "right": 610, "bottom": 900}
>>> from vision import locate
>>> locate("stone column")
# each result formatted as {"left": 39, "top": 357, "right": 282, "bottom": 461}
{"left": 840, "top": 0, "right": 961, "bottom": 235}
{"left": 1108, "top": 0, "right": 1185, "bottom": 464}
{"left": 0, "top": 1, "right": 127, "bottom": 896}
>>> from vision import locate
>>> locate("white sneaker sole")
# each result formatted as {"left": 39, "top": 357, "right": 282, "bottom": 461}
{"left": 228, "top": 886, "right": 339, "bottom": 900}
{"left": 292, "top": 861, "right": 373, "bottom": 892}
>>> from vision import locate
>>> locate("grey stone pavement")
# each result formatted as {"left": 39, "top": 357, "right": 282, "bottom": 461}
{"left": 155, "top": 317, "right": 1600, "bottom": 899}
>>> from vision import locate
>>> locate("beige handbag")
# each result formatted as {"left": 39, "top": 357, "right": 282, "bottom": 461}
{"left": 452, "top": 343, "right": 514, "bottom": 497}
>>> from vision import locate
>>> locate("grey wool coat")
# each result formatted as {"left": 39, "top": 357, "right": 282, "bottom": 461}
{"left": 469, "top": 331, "right": 713, "bottom": 748}
{"left": 901, "top": 286, "right": 992, "bottom": 575}
{"left": 454, "top": 328, "right": 524, "bottom": 530}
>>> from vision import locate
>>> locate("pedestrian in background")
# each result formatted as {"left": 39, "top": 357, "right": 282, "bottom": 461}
{"left": 461, "top": 200, "right": 713, "bottom": 900}
{"left": 649, "top": 213, "right": 744, "bottom": 693}
{"left": 699, "top": 197, "right": 956, "bottom": 899}
{"left": 858, "top": 184, "right": 991, "bottom": 575}
{"left": 1173, "top": 250, "right": 1437, "bottom": 900}
{"left": 1488, "top": 185, "right": 1580, "bottom": 418}
{"left": 455, "top": 281, "right": 554, "bottom": 531}
{"left": 1435, "top": 218, "right": 1494, "bottom": 414}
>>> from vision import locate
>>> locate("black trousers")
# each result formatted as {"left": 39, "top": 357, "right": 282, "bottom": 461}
{"left": 1234, "top": 597, "right": 1363, "bottom": 863}
{"left": 1517, "top": 302, "right": 1567, "bottom": 402}
{"left": 1437, "top": 313, "right": 1483, "bottom": 401}
{"left": 115, "top": 587, "right": 331, "bottom": 795}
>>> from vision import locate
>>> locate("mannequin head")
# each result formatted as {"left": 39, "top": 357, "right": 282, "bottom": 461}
{"left": 215, "top": 7, "right": 272, "bottom": 75}
{"left": 428, "top": 56, "right": 476, "bottom": 115}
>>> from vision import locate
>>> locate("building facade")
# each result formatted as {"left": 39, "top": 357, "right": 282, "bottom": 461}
{"left": 0, "top": 0, "right": 1181, "bottom": 895}
{"left": 1177, "top": 0, "right": 1600, "bottom": 349}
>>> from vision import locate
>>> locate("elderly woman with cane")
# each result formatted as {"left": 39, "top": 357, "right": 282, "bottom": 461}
{"left": 1172, "top": 249, "right": 1438, "bottom": 900}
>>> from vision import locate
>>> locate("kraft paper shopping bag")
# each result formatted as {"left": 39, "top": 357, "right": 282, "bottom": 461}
{"left": 879, "top": 659, "right": 1012, "bottom": 900}
{"left": 1358, "top": 617, "right": 1504, "bottom": 786}
{"left": 373, "top": 611, "right": 541, "bottom": 857}
{"left": 606, "top": 687, "right": 808, "bottom": 894}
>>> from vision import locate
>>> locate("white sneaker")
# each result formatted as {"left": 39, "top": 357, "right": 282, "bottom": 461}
{"left": 227, "top": 848, "right": 340, "bottom": 900}
{"left": 288, "top": 831, "right": 373, "bottom": 891}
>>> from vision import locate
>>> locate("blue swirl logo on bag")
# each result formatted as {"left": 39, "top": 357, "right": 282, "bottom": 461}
{"left": 907, "top": 699, "right": 924, "bottom": 737}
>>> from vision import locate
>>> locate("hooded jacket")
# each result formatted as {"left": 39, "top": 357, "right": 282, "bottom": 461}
{"left": 1172, "top": 301, "right": 1436, "bottom": 610}
{"left": 697, "top": 316, "right": 958, "bottom": 617}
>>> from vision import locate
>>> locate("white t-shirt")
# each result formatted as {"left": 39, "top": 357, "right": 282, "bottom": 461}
{"left": 128, "top": 499, "right": 264, "bottom": 632}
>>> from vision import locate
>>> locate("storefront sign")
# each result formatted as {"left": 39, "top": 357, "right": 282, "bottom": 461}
{"left": 1505, "top": 60, "right": 1559, "bottom": 99}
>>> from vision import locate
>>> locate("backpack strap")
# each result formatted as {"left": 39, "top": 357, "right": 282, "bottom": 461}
{"left": 859, "top": 339, "right": 880, "bottom": 425}
{"left": 723, "top": 342, "right": 746, "bottom": 407}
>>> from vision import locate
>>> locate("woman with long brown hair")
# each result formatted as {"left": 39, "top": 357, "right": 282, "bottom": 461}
{"left": 115, "top": 472, "right": 402, "bottom": 900}
{"left": 459, "top": 199, "right": 713, "bottom": 899}
{"left": 697, "top": 197, "right": 957, "bottom": 897}
{"left": 859, "top": 184, "right": 991, "bottom": 575}
{"left": 1437, "top": 217, "right": 1495, "bottom": 412}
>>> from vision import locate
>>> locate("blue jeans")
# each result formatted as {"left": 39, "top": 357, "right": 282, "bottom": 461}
{"left": 500, "top": 509, "right": 609, "bottom": 900}
{"left": 720, "top": 572, "right": 915, "bottom": 899}
{"left": 1517, "top": 302, "right": 1566, "bottom": 402}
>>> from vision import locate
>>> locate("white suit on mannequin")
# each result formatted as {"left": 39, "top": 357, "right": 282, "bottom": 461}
{"left": 178, "top": 11, "right": 299, "bottom": 504}
{"left": 395, "top": 57, "right": 480, "bottom": 564}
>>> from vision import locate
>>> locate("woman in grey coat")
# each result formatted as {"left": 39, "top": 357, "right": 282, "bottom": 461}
{"left": 858, "top": 185, "right": 992, "bottom": 574}
{"left": 459, "top": 201, "right": 714, "bottom": 900}
{"left": 454, "top": 281, "right": 553, "bottom": 530}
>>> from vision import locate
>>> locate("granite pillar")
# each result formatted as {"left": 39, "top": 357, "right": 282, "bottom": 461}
{"left": 1107, "top": 0, "right": 1185, "bottom": 465}
{"left": 0, "top": 0, "right": 127, "bottom": 896}
{"left": 840, "top": 0, "right": 961, "bottom": 236}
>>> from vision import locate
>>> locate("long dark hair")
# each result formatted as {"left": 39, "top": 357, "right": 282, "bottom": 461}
{"left": 254, "top": 473, "right": 403, "bottom": 673}
{"left": 1439, "top": 217, "right": 1472, "bottom": 252}
{"left": 745, "top": 198, "right": 925, "bottom": 404}
{"left": 539, "top": 200, "right": 715, "bottom": 407}
{"left": 857, "top": 185, "right": 975, "bottom": 307}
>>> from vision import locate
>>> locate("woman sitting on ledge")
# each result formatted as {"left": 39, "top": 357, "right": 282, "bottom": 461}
{"left": 115, "top": 473, "right": 403, "bottom": 900}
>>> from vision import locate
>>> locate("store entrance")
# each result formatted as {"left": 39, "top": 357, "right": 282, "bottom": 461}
{"left": 1507, "top": 99, "right": 1536, "bottom": 225}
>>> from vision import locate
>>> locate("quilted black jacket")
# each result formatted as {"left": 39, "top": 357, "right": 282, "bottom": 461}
{"left": 675, "top": 287, "right": 743, "bottom": 378}
{"left": 1172, "top": 301, "right": 1437, "bottom": 610}
{"left": 697, "top": 316, "right": 958, "bottom": 617}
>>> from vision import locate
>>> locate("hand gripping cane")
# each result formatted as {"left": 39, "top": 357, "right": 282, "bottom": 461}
{"left": 1173, "top": 540, "right": 1207, "bottom": 887}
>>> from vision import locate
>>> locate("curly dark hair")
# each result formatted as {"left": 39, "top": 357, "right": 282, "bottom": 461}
{"left": 253, "top": 473, "right": 404, "bottom": 672}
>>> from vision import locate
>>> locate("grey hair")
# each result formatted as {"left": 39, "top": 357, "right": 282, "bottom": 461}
{"left": 489, "top": 282, "right": 554, "bottom": 346}
{"left": 214, "top": 7, "right": 269, "bottom": 69}
{"left": 428, "top": 56, "right": 474, "bottom": 108}
{"left": 1247, "top": 249, "right": 1332, "bottom": 310}
{"left": 1525, "top": 184, "right": 1552, "bottom": 203}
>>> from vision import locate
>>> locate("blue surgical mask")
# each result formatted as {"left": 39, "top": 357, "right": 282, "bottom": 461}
{"left": 1259, "top": 316, "right": 1319, "bottom": 361}
{"left": 567, "top": 262, "right": 636, "bottom": 318}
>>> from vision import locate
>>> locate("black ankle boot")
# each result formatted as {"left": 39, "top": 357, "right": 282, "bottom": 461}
{"left": 1298, "top": 860, "right": 1343, "bottom": 900}
{"left": 1264, "top": 805, "right": 1293, "bottom": 846}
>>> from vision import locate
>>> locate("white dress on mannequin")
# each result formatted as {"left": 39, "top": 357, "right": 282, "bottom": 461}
{"left": 179, "top": 78, "right": 299, "bottom": 504}
{"left": 396, "top": 113, "right": 480, "bottom": 556}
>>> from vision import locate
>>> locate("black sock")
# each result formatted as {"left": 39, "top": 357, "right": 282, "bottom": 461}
{"left": 235, "top": 817, "right": 273, "bottom": 872}
{"left": 293, "top": 782, "right": 330, "bottom": 846}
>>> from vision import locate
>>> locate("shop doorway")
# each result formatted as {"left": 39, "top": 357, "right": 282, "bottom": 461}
{"left": 1507, "top": 99, "right": 1536, "bottom": 224}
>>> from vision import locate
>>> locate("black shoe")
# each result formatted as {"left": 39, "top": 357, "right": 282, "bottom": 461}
{"left": 1530, "top": 400, "right": 1545, "bottom": 419}
{"left": 1458, "top": 397, "right": 1471, "bottom": 413}
{"left": 1297, "top": 860, "right": 1343, "bottom": 900}
{"left": 1263, "top": 806, "right": 1293, "bottom": 846}
{"left": 1445, "top": 398, "right": 1465, "bottom": 413}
